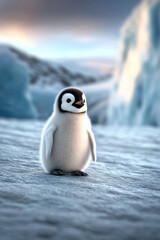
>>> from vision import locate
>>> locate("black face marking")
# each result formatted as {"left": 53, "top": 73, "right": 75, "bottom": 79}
{"left": 58, "top": 88, "right": 86, "bottom": 113}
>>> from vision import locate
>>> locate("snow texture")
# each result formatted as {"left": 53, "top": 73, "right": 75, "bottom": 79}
{"left": 108, "top": 0, "right": 160, "bottom": 126}
{"left": 0, "top": 119, "right": 160, "bottom": 240}
{"left": 0, "top": 50, "right": 37, "bottom": 119}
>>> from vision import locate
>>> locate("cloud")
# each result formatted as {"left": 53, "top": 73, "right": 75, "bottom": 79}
{"left": 0, "top": 25, "right": 35, "bottom": 48}
{"left": 0, "top": 0, "right": 141, "bottom": 59}
{"left": 0, "top": 0, "right": 141, "bottom": 33}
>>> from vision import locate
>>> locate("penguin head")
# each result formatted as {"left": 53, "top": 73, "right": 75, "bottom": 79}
{"left": 57, "top": 87, "right": 87, "bottom": 114}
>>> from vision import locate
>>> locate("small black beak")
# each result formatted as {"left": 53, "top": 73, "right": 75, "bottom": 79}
{"left": 73, "top": 100, "right": 85, "bottom": 108}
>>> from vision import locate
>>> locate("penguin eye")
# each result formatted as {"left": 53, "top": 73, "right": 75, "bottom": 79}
{"left": 66, "top": 98, "right": 71, "bottom": 103}
{"left": 83, "top": 99, "right": 85, "bottom": 103}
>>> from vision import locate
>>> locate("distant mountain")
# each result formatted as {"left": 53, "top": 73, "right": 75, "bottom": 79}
{"left": 48, "top": 58, "right": 116, "bottom": 77}
{"left": 0, "top": 45, "right": 110, "bottom": 123}
{"left": 0, "top": 45, "right": 106, "bottom": 89}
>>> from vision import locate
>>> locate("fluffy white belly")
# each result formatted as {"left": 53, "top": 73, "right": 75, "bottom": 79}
{"left": 49, "top": 124, "right": 90, "bottom": 172}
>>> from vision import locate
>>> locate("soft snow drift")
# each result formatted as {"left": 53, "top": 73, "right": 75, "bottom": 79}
{"left": 108, "top": 0, "right": 160, "bottom": 126}
{"left": 0, "top": 119, "right": 160, "bottom": 240}
{"left": 0, "top": 50, "right": 37, "bottom": 119}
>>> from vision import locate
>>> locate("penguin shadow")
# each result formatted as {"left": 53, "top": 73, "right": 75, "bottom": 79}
{"left": 49, "top": 169, "right": 88, "bottom": 177}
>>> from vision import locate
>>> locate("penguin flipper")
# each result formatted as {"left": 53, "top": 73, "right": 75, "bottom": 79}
{"left": 44, "top": 125, "right": 57, "bottom": 159}
{"left": 87, "top": 129, "right": 96, "bottom": 162}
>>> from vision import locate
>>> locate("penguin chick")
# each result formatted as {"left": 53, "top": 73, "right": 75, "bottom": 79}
{"left": 40, "top": 87, "right": 96, "bottom": 176}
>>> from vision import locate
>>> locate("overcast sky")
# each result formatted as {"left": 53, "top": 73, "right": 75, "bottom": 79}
{"left": 0, "top": 0, "right": 141, "bottom": 74}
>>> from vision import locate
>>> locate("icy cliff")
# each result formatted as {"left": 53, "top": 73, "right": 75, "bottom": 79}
{"left": 108, "top": 0, "right": 160, "bottom": 126}
{"left": 0, "top": 50, "right": 37, "bottom": 119}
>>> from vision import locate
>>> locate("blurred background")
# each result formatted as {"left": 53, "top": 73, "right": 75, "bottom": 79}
{"left": 0, "top": 0, "right": 160, "bottom": 126}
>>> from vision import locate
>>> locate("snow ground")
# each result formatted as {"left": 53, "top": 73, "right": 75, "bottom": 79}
{"left": 0, "top": 119, "right": 160, "bottom": 240}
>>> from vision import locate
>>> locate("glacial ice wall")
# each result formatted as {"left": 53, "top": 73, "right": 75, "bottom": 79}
{"left": 107, "top": 0, "right": 160, "bottom": 126}
{"left": 0, "top": 50, "right": 37, "bottom": 119}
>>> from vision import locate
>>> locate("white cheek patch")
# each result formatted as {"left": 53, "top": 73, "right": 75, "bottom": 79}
{"left": 61, "top": 93, "right": 75, "bottom": 112}
{"left": 61, "top": 93, "right": 87, "bottom": 113}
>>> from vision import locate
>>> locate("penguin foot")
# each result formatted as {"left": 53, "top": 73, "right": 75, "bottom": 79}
{"left": 71, "top": 170, "right": 88, "bottom": 176}
{"left": 51, "top": 169, "right": 66, "bottom": 176}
